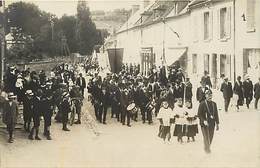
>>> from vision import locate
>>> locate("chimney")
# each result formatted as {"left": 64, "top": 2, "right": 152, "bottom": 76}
{"left": 143, "top": 0, "right": 150, "bottom": 9}
{"left": 132, "top": 5, "right": 140, "bottom": 15}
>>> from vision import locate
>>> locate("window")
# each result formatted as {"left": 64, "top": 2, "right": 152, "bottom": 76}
{"left": 204, "top": 54, "right": 210, "bottom": 73}
{"left": 192, "top": 54, "right": 197, "bottom": 73}
{"left": 246, "top": 0, "right": 256, "bottom": 32}
{"left": 193, "top": 14, "right": 198, "bottom": 42}
{"left": 204, "top": 12, "right": 210, "bottom": 40}
{"left": 219, "top": 7, "right": 231, "bottom": 39}
{"left": 211, "top": 54, "right": 218, "bottom": 88}
{"left": 243, "top": 49, "right": 260, "bottom": 80}
{"left": 220, "top": 8, "right": 227, "bottom": 39}
{"left": 220, "top": 54, "right": 226, "bottom": 76}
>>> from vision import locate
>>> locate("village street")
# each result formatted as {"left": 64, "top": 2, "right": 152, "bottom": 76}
{"left": 0, "top": 88, "right": 260, "bottom": 168}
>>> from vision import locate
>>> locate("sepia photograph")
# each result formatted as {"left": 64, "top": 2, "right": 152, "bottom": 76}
{"left": 0, "top": 0, "right": 260, "bottom": 167}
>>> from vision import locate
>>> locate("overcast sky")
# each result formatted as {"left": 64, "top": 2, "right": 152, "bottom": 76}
{"left": 6, "top": 0, "right": 144, "bottom": 17}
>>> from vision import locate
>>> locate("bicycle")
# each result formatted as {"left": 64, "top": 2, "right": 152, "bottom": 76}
{"left": 69, "top": 98, "right": 82, "bottom": 126}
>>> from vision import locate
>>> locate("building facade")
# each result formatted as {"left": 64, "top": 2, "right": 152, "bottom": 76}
{"left": 110, "top": 0, "right": 260, "bottom": 86}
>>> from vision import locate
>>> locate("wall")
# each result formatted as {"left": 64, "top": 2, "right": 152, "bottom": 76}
{"left": 235, "top": 0, "right": 260, "bottom": 83}
{"left": 188, "top": 0, "right": 234, "bottom": 88}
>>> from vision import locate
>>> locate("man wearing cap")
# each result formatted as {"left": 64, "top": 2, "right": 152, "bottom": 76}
{"left": 233, "top": 76, "right": 244, "bottom": 110}
{"left": 2, "top": 93, "right": 18, "bottom": 143}
{"left": 201, "top": 71, "right": 212, "bottom": 89}
{"left": 29, "top": 89, "right": 43, "bottom": 140}
{"left": 198, "top": 90, "right": 219, "bottom": 153}
{"left": 42, "top": 84, "right": 54, "bottom": 140}
{"left": 185, "top": 78, "right": 193, "bottom": 108}
{"left": 61, "top": 92, "right": 71, "bottom": 131}
{"left": 220, "top": 77, "right": 233, "bottom": 112}
{"left": 23, "top": 90, "right": 34, "bottom": 132}
{"left": 243, "top": 75, "right": 253, "bottom": 109}
{"left": 99, "top": 83, "right": 110, "bottom": 124}
{"left": 196, "top": 81, "right": 208, "bottom": 103}
{"left": 254, "top": 78, "right": 260, "bottom": 109}
{"left": 76, "top": 73, "right": 86, "bottom": 97}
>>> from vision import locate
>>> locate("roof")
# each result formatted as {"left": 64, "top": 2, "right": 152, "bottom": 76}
{"left": 117, "top": 3, "right": 154, "bottom": 33}
{"left": 116, "top": 0, "right": 190, "bottom": 34}
{"left": 188, "top": 0, "right": 207, "bottom": 6}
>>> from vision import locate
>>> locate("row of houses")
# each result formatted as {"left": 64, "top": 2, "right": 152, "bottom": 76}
{"left": 105, "top": 0, "right": 260, "bottom": 87}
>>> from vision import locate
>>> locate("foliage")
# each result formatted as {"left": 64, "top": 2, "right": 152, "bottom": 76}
{"left": 76, "top": 0, "right": 99, "bottom": 55}
{"left": 5, "top": 1, "right": 106, "bottom": 62}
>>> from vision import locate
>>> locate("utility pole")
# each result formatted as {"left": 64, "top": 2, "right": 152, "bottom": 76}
{"left": 0, "top": 0, "right": 6, "bottom": 82}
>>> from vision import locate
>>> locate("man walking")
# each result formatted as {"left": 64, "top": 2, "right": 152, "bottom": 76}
{"left": 220, "top": 77, "right": 233, "bottom": 112}
{"left": 2, "top": 93, "right": 19, "bottom": 143}
{"left": 198, "top": 90, "right": 219, "bottom": 153}
{"left": 254, "top": 78, "right": 260, "bottom": 109}
{"left": 196, "top": 81, "right": 208, "bottom": 103}
{"left": 201, "top": 71, "right": 212, "bottom": 89}
{"left": 76, "top": 73, "right": 86, "bottom": 97}
{"left": 233, "top": 76, "right": 244, "bottom": 111}
{"left": 243, "top": 75, "right": 253, "bottom": 109}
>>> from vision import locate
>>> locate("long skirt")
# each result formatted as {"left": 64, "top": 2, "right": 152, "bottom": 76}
{"left": 173, "top": 124, "right": 187, "bottom": 136}
{"left": 187, "top": 124, "right": 198, "bottom": 137}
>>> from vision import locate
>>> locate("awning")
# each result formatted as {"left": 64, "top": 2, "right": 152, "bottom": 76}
{"left": 165, "top": 47, "right": 187, "bottom": 66}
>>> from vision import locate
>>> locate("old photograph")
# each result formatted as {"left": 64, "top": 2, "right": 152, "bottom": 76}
{"left": 0, "top": 0, "right": 260, "bottom": 167}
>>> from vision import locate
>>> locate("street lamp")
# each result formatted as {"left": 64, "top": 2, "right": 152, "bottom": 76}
{"left": 0, "top": 0, "right": 6, "bottom": 82}
{"left": 49, "top": 16, "right": 55, "bottom": 41}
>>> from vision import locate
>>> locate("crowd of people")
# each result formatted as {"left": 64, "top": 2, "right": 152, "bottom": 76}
{"left": 87, "top": 64, "right": 200, "bottom": 145}
{"left": 87, "top": 62, "right": 259, "bottom": 153}
{"left": 0, "top": 63, "right": 86, "bottom": 143}
{"left": 0, "top": 59, "right": 259, "bottom": 153}
{"left": 219, "top": 74, "right": 260, "bottom": 112}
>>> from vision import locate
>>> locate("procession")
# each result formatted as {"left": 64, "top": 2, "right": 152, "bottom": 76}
{"left": 0, "top": 0, "right": 260, "bottom": 167}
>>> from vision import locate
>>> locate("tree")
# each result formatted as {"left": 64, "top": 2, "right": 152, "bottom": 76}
{"left": 55, "top": 15, "right": 78, "bottom": 54}
{"left": 76, "top": 0, "right": 99, "bottom": 55}
{"left": 6, "top": 2, "right": 57, "bottom": 61}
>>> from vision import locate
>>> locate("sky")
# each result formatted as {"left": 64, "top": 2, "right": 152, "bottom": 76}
{"left": 5, "top": 0, "right": 145, "bottom": 17}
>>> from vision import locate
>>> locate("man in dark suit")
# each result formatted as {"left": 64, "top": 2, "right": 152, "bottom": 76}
{"left": 42, "top": 84, "right": 54, "bottom": 140}
{"left": 185, "top": 78, "right": 193, "bottom": 108}
{"left": 254, "top": 78, "right": 260, "bottom": 109}
{"left": 99, "top": 83, "right": 110, "bottom": 124}
{"left": 233, "top": 76, "right": 244, "bottom": 110}
{"left": 61, "top": 92, "right": 71, "bottom": 131}
{"left": 198, "top": 90, "right": 219, "bottom": 154}
{"left": 2, "top": 93, "right": 19, "bottom": 143}
{"left": 76, "top": 73, "right": 86, "bottom": 97}
{"left": 119, "top": 83, "right": 131, "bottom": 127}
{"left": 23, "top": 90, "right": 34, "bottom": 132}
{"left": 29, "top": 89, "right": 43, "bottom": 140}
{"left": 196, "top": 81, "right": 208, "bottom": 103}
{"left": 220, "top": 77, "right": 233, "bottom": 112}
{"left": 201, "top": 71, "right": 212, "bottom": 89}
{"left": 243, "top": 75, "right": 253, "bottom": 109}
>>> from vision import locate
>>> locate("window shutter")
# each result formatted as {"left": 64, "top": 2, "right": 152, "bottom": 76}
{"left": 217, "top": 9, "right": 221, "bottom": 39}
{"left": 243, "top": 50, "right": 248, "bottom": 74}
{"left": 226, "top": 7, "right": 231, "bottom": 38}
{"left": 193, "top": 14, "right": 198, "bottom": 41}
{"left": 210, "top": 10, "right": 213, "bottom": 39}
{"left": 201, "top": 12, "right": 204, "bottom": 41}
{"left": 246, "top": 0, "right": 256, "bottom": 31}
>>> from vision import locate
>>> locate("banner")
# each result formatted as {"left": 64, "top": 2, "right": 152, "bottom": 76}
{"left": 107, "top": 48, "right": 124, "bottom": 73}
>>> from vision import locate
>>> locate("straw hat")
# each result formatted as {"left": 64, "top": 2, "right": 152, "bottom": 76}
{"left": 8, "top": 92, "right": 17, "bottom": 99}
{"left": 25, "top": 90, "right": 34, "bottom": 96}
